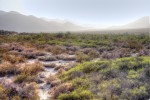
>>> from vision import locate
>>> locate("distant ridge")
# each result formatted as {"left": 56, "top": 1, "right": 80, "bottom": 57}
{"left": 109, "top": 16, "right": 150, "bottom": 30}
{"left": 0, "top": 10, "right": 84, "bottom": 32}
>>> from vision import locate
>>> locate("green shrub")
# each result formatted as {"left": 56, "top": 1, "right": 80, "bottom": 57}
{"left": 58, "top": 89, "right": 93, "bottom": 100}
{"left": 76, "top": 52, "right": 90, "bottom": 62}
{"left": 72, "top": 78, "right": 90, "bottom": 89}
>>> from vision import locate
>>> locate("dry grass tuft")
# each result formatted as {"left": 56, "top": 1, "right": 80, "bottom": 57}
{"left": 0, "top": 61, "right": 21, "bottom": 76}
{"left": 20, "top": 61, "right": 44, "bottom": 76}
{"left": 49, "top": 83, "right": 73, "bottom": 99}
{"left": 46, "top": 75, "right": 58, "bottom": 84}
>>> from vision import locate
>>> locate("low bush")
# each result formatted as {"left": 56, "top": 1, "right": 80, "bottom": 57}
{"left": 47, "top": 75, "right": 58, "bottom": 84}
{"left": 51, "top": 80, "right": 61, "bottom": 87}
{"left": 2, "top": 54, "right": 26, "bottom": 64}
{"left": 14, "top": 74, "right": 28, "bottom": 83}
{"left": 20, "top": 61, "right": 43, "bottom": 76}
{"left": 126, "top": 40, "right": 143, "bottom": 51}
{"left": 47, "top": 45, "right": 66, "bottom": 55}
{"left": 76, "top": 52, "right": 90, "bottom": 62}
{"left": 0, "top": 61, "right": 21, "bottom": 76}
{"left": 49, "top": 83, "right": 73, "bottom": 99}
{"left": 19, "top": 82, "right": 39, "bottom": 99}
{"left": 87, "top": 49, "right": 99, "bottom": 59}
{"left": 58, "top": 89, "right": 93, "bottom": 100}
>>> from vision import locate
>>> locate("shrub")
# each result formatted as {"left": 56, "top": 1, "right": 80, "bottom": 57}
{"left": 87, "top": 49, "right": 99, "bottom": 59}
{"left": 14, "top": 74, "right": 28, "bottom": 83}
{"left": 0, "top": 61, "right": 20, "bottom": 76}
{"left": 76, "top": 52, "right": 90, "bottom": 62}
{"left": 67, "top": 61, "right": 109, "bottom": 75}
{"left": 20, "top": 82, "right": 39, "bottom": 99}
{"left": 47, "top": 75, "right": 58, "bottom": 84}
{"left": 20, "top": 61, "right": 43, "bottom": 76}
{"left": 127, "top": 40, "right": 143, "bottom": 51}
{"left": 2, "top": 54, "right": 26, "bottom": 64}
{"left": 58, "top": 89, "right": 93, "bottom": 100}
{"left": 49, "top": 83, "right": 73, "bottom": 99}
{"left": 68, "top": 71, "right": 85, "bottom": 80}
{"left": 57, "top": 68, "right": 66, "bottom": 74}
{"left": 51, "top": 80, "right": 61, "bottom": 87}
{"left": 127, "top": 70, "right": 140, "bottom": 79}
{"left": 47, "top": 45, "right": 66, "bottom": 55}
{"left": 58, "top": 91, "right": 79, "bottom": 100}
{"left": 72, "top": 78, "right": 90, "bottom": 89}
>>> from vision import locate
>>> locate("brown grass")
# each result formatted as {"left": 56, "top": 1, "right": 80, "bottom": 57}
{"left": 2, "top": 54, "right": 26, "bottom": 64}
{"left": 20, "top": 82, "right": 39, "bottom": 99}
{"left": 57, "top": 68, "right": 66, "bottom": 74}
{"left": 46, "top": 45, "right": 66, "bottom": 55}
{"left": 0, "top": 61, "right": 21, "bottom": 76}
{"left": 46, "top": 75, "right": 58, "bottom": 84}
{"left": 51, "top": 80, "right": 61, "bottom": 87}
{"left": 20, "top": 61, "right": 44, "bottom": 76}
{"left": 49, "top": 83, "right": 73, "bottom": 99}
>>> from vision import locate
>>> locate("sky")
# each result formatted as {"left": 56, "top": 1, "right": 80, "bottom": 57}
{"left": 0, "top": 0, "right": 149, "bottom": 27}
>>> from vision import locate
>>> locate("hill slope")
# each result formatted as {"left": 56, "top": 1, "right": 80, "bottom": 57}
{"left": 0, "top": 11, "right": 83, "bottom": 32}
{"left": 109, "top": 16, "right": 150, "bottom": 29}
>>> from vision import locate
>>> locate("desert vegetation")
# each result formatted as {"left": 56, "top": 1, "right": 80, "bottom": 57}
{"left": 0, "top": 31, "right": 149, "bottom": 100}
{"left": 58, "top": 56, "right": 150, "bottom": 100}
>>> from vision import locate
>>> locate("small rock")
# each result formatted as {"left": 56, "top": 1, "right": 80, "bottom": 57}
{"left": 131, "top": 53, "right": 139, "bottom": 57}
{"left": 38, "top": 73, "right": 46, "bottom": 78}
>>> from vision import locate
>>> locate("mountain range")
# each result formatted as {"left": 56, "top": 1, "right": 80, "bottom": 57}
{"left": 0, "top": 10, "right": 149, "bottom": 33}
{"left": 0, "top": 10, "right": 84, "bottom": 32}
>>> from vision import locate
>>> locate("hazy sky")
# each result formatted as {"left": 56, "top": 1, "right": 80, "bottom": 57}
{"left": 0, "top": 0, "right": 149, "bottom": 27}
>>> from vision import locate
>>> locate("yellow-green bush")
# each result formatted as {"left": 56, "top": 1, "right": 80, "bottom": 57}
{"left": 58, "top": 89, "right": 93, "bottom": 100}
